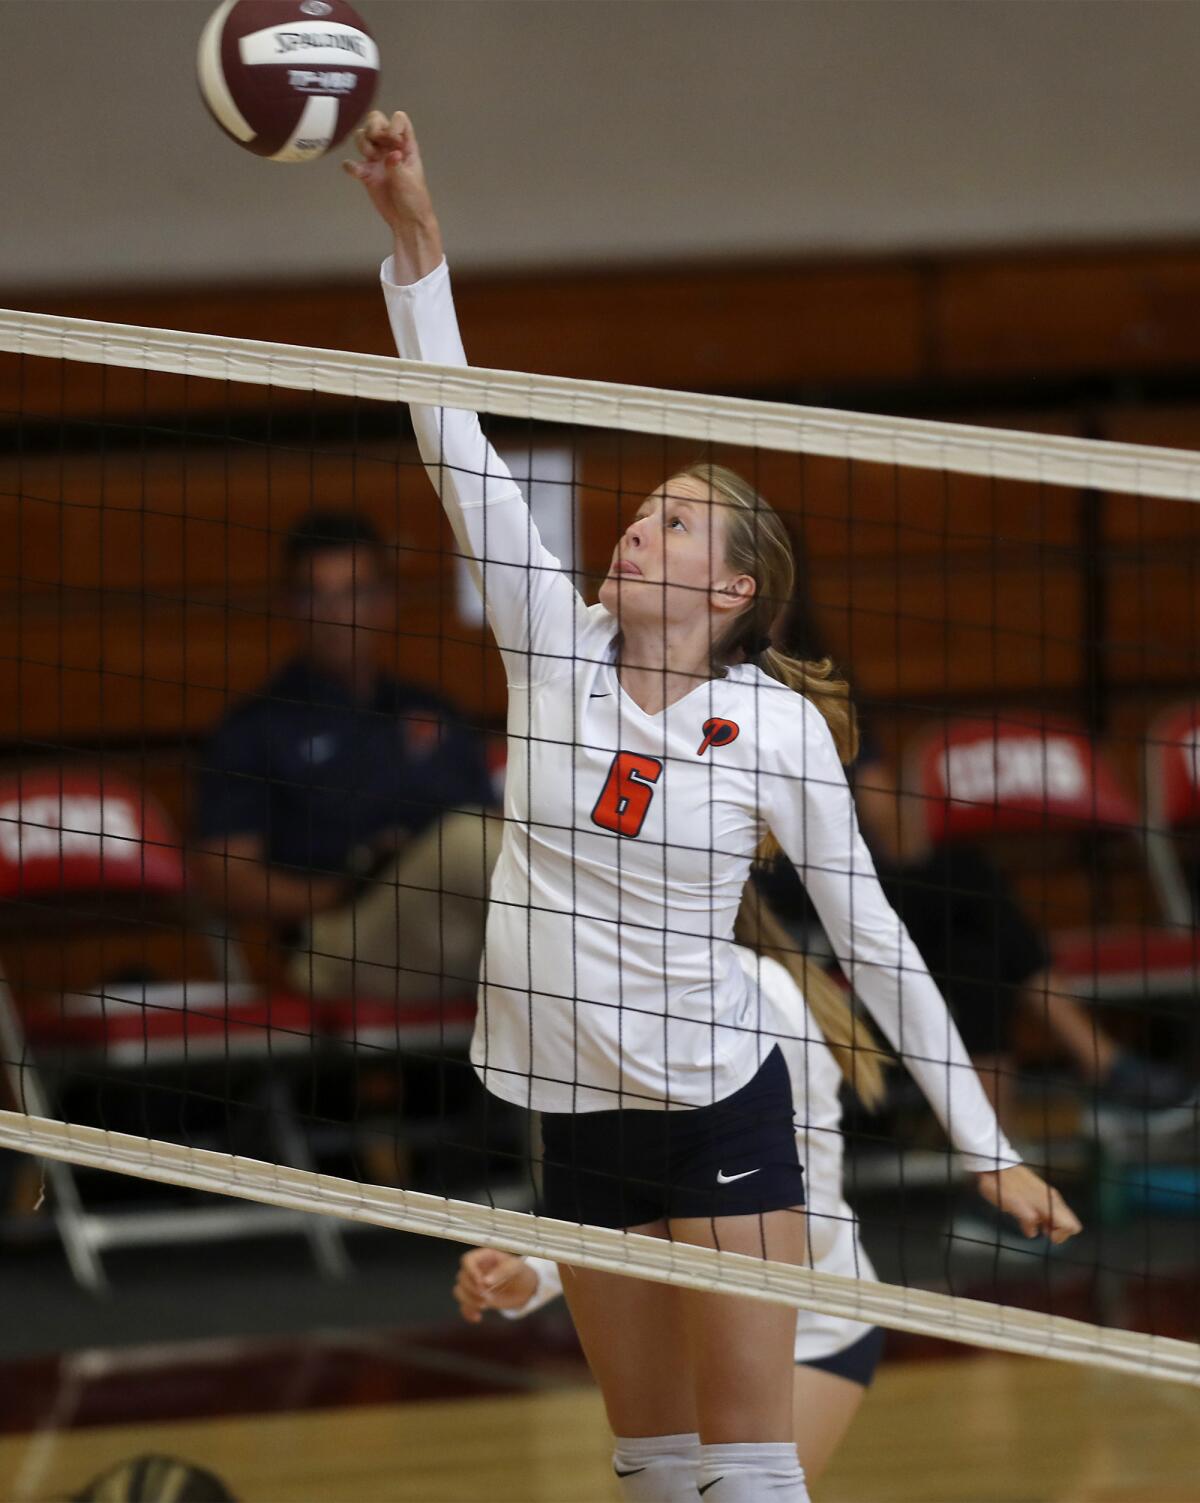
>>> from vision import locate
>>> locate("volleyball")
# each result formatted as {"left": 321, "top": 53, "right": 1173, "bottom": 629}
{"left": 197, "top": 0, "right": 379, "bottom": 163}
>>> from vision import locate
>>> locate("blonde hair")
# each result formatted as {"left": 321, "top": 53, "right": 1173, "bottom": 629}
{"left": 681, "top": 462, "right": 858, "bottom": 766}
{"left": 734, "top": 888, "right": 889, "bottom": 1111}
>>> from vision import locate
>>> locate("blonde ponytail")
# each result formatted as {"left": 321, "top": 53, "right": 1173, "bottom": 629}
{"left": 734, "top": 888, "right": 889, "bottom": 1111}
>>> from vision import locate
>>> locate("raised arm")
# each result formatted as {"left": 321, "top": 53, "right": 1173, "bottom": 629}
{"left": 345, "top": 112, "right": 589, "bottom": 686}
{"left": 767, "top": 698, "right": 1081, "bottom": 1243}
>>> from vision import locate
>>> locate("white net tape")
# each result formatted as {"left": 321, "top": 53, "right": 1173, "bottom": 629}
{"left": 4, "top": 307, "right": 1200, "bottom": 500}
{"left": 2, "top": 305, "right": 1199, "bottom": 1387}
{"left": 3, "top": 1109, "right": 1197, "bottom": 1387}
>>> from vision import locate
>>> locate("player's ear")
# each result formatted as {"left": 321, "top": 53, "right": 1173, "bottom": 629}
{"left": 711, "top": 573, "right": 756, "bottom": 615}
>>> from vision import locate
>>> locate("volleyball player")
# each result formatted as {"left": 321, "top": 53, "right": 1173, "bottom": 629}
{"left": 453, "top": 893, "right": 890, "bottom": 1486}
{"left": 346, "top": 111, "right": 1080, "bottom": 1503}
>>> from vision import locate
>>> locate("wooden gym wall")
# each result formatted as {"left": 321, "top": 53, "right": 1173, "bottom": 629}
{"left": 2, "top": 240, "right": 1199, "bottom": 765}
{"left": 1, "top": 241, "right": 1199, "bottom": 989}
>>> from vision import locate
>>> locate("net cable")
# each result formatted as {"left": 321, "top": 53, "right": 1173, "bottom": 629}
{"left": 3, "top": 1108, "right": 1197, "bottom": 1386}
{"left": 5, "top": 307, "right": 1200, "bottom": 502}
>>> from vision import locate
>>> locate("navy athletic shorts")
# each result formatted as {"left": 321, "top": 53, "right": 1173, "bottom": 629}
{"left": 539, "top": 1045, "right": 806, "bottom": 1229}
{"left": 800, "top": 1324, "right": 885, "bottom": 1388}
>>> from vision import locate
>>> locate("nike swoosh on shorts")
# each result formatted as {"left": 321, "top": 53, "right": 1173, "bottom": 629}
{"left": 613, "top": 1465, "right": 647, "bottom": 1478}
{"left": 716, "top": 1168, "right": 761, "bottom": 1184}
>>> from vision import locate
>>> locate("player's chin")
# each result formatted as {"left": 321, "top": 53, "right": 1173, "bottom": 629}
{"left": 598, "top": 573, "right": 657, "bottom": 613}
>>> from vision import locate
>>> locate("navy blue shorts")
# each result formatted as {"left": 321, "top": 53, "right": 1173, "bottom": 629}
{"left": 539, "top": 1046, "right": 806, "bottom": 1229}
{"left": 800, "top": 1325, "right": 885, "bottom": 1388}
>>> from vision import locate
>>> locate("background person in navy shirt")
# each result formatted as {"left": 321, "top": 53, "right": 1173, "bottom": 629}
{"left": 192, "top": 511, "right": 500, "bottom": 1002}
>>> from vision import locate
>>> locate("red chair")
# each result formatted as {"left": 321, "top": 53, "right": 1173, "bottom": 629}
{"left": 1144, "top": 703, "right": 1200, "bottom": 927}
{"left": 317, "top": 995, "right": 477, "bottom": 1055}
{"left": 0, "top": 766, "right": 348, "bottom": 1289}
{"left": 909, "top": 715, "right": 1200, "bottom": 1002}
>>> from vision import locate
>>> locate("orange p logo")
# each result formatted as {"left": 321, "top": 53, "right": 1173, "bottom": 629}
{"left": 697, "top": 718, "right": 740, "bottom": 756}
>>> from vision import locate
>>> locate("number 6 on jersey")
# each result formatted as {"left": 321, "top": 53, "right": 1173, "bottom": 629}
{"left": 590, "top": 752, "right": 664, "bottom": 838}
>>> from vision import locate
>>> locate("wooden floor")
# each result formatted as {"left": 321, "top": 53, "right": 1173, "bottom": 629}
{"left": 2, "top": 1353, "right": 1197, "bottom": 1503}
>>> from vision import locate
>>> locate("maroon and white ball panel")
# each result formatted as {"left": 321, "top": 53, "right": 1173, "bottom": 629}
{"left": 197, "top": 0, "right": 379, "bottom": 163}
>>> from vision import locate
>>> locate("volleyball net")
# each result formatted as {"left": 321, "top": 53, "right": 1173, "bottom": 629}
{"left": 0, "top": 308, "right": 1198, "bottom": 1386}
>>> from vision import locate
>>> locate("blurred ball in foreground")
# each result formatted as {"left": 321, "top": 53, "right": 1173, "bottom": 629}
{"left": 197, "top": 0, "right": 378, "bottom": 163}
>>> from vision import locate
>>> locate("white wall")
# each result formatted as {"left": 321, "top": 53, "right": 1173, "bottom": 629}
{"left": 5, "top": 0, "right": 1200, "bottom": 290}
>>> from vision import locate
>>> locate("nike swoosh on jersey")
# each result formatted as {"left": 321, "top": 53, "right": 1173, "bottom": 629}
{"left": 698, "top": 1479, "right": 723, "bottom": 1495}
{"left": 589, "top": 691, "right": 610, "bottom": 699}
{"left": 613, "top": 1465, "right": 647, "bottom": 1478}
{"left": 716, "top": 1168, "right": 761, "bottom": 1184}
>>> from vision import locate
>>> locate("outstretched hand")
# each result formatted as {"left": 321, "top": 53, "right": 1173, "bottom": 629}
{"left": 344, "top": 110, "right": 443, "bottom": 280}
{"left": 974, "top": 1164, "right": 1082, "bottom": 1244}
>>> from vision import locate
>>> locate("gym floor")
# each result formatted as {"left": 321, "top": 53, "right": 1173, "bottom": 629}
{"left": 2, "top": 1315, "right": 1198, "bottom": 1501}
{"left": 1, "top": 1222, "right": 1198, "bottom": 1502}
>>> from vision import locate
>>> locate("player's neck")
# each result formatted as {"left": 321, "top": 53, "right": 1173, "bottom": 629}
{"left": 616, "top": 621, "right": 715, "bottom": 715}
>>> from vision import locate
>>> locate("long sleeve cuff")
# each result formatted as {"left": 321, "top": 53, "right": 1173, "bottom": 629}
{"left": 380, "top": 253, "right": 449, "bottom": 296}
{"left": 500, "top": 1257, "right": 563, "bottom": 1319}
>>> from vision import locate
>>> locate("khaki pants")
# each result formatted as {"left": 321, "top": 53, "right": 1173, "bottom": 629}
{"left": 289, "top": 809, "right": 503, "bottom": 1001}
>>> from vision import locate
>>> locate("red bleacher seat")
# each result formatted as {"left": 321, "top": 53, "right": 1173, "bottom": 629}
{"left": 1144, "top": 704, "right": 1200, "bottom": 926}
{"left": 0, "top": 767, "right": 317, "bottom": 1064}
{"left": 1049, "top": 927, "right": 1200, "bottom": 1001}
{"left": 21, "top": 983, "right": 319, "bottom": 1065}
{"left": 0, "top": 766, "right": 347, "bottom": 1288}
{"left": 317, "top": 994, "right": 476, "bottom": 1054}
{"left": 0, "top": 767, "right": 185, "bottom": 904}
{"left": 1147, "top": 703, "right": 1200, "bottom": 833}
{"left": 914, "top": 716, "right": 1140, "bottom": 843}
{"left": 910, "top": 714, "right": 1199, "bottom": 1002}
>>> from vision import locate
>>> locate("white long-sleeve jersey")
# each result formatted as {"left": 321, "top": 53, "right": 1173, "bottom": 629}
{"left": 510, "top": 949, "right": 876, "bottom": 1363}
{"left": 382, "top": 256, "right": 1016, "bottom": 1171}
